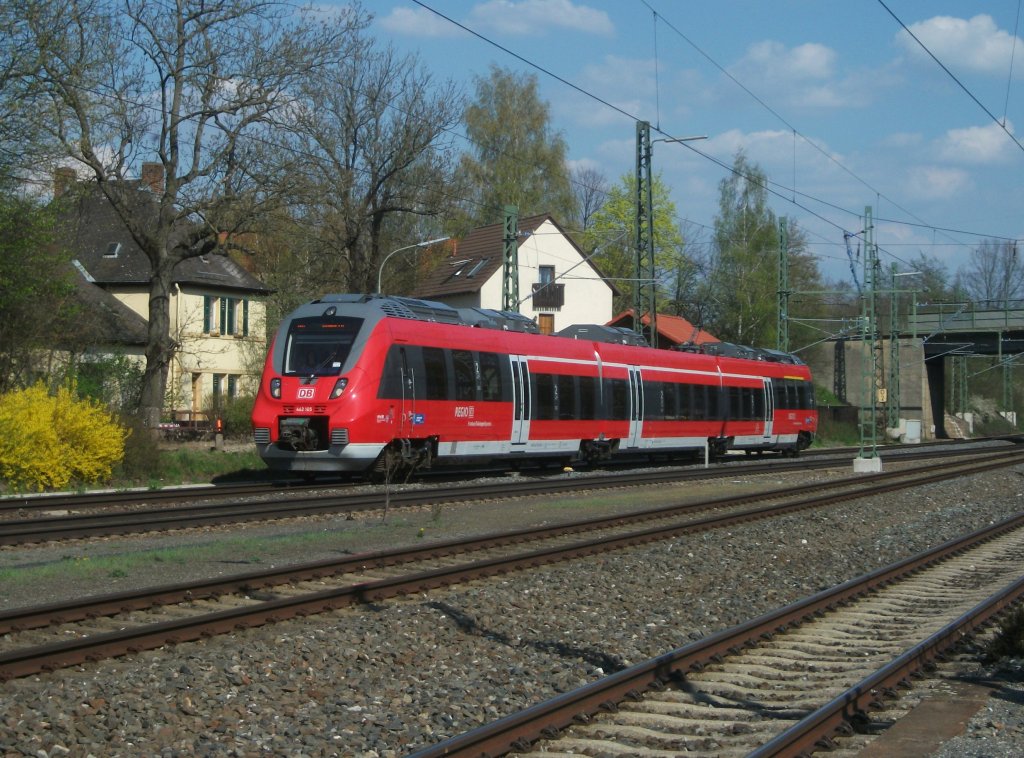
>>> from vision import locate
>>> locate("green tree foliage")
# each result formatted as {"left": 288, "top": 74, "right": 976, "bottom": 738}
{"left": 582, "top": 172, "right": 686, "bottom": 316}
{"left": 0, "top": 383, "right": 127, "bottom": 491}
{"left": 460, "top": 66, "right": 576, "bottom": 228}
{"left": 705, "top": 152, "right": 779, "bottom": 346}
{"left": 907, "top": 252, "right": 954, "bottom": 305}
{"left": 0, "top": 190, "right": 76, "bottom": 392}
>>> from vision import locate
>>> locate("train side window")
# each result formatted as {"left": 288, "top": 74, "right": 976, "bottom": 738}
{"left": 422, "top": 347, "right": 449, "bottom": 400}
{"left": 692, "top": 385, "right": 708, "bottom": 419}
{"left": 643, "top": 381, "right": 663, "bottom": 421}
{"left": 452, "top": 349, "right": 476, "bottom": 401}
{"left": 665, "top": 383, "right": 679, "bottom": 421}
{"left": 377, "top": 345, "right": 405, "bottom": 399}
{"left": 678, "top": 383, "right": 690, "bottom": 421}
{"left": 728, "top": 386, "right": 741, "bottom": 420}
{"left": 578, "top": 376, "right": 597, "bottom": 419}
{"left": 708, "top": 386, "right": 721, "bottom": 420}
{"left": 801, "top": 381, "right": 815, "bottom": 409}
{"left": 606, "top": 378, "right": 629, "bottom": 420}
{"left": 557, "top": 375, "right": 577, "bottom": 419}
{"left": 478, "top": 352, "right": 503, "bottom": 402}
{"left": 533, "top": 373, "right": 556, "bottom": 420}
{"left": 754, "top": 388, "right": 765, "bottom": 419}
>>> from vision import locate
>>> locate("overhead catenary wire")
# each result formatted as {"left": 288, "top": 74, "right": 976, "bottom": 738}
{"left": 876, "top": 0, "right": 1024, "bottom": 155}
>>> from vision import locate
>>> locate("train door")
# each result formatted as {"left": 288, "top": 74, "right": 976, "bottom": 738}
{"left": 510, "top": 355, "right": 531, "bottom": 446}
{"left": 762, "top": 377, "right": 774, "bottom": 444}
{"left": 392, "top": 346, "right": 416, "bottom": 438}
{"left": 627, "top": 366, "right": 643, "bottom": 448}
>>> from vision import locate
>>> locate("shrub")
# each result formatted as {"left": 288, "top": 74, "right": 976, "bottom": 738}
{"left": 206, "top": 393, "right": 255, "bottom": 439}
{"left": 0, "top": 383, "right": 128, "bottom": 492}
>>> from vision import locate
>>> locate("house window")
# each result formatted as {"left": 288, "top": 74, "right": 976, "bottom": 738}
{"left": 227, "top": 374, "right": 238, "bottom": 398}
{"left": 203, "top": 296, "right": 221, "bottom": 334}
{"left": 539, "top": 265, "right": 555, "bottom": 284}
{"left": 205, "top": 296, "right": 249, "bottom": 336}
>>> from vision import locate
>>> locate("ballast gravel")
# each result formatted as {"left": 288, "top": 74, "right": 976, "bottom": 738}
{"left": 3, "top": 453, "right": 1024, "bottom": 757}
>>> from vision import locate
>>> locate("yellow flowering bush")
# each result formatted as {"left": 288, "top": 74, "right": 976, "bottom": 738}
{"left": 0, "top": 383, "right": 128, "bottom": 492}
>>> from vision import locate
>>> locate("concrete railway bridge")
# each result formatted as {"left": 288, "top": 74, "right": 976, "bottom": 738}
{"left": 808, "top": 301, "right": 1024, "bottom": 440}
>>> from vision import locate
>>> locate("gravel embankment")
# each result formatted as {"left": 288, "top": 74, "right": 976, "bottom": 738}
{"left": 2, "top": 456, "right": 1024, "bottom": 757}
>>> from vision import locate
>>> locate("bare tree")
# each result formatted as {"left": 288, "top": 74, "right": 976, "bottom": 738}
{"left": 958, "top": 239, "right": 1024, "bottom": 307}
{"left": 10, "top": 0, "right": 366, "bottom": 430}
{"left": 570, "top": 165, "right": 608, "bottom": 232}
{"left": 283, "top": 43, "right": 462, "bottom": 295}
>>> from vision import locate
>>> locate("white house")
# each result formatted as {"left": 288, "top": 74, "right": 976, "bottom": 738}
{"left": 412, "top": 214, "right": 616, "bottom": 333}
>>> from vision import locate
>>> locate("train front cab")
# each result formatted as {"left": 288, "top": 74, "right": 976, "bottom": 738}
{"left": 252, "top": 312, "right": 392, "bottom": 473}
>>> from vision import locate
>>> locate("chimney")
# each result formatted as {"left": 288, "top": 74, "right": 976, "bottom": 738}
{"left": 53, "top": 167, "right": 77, "bottom": 198}
{"left": 141, "top": 162, "right": 164, "bottom": 194}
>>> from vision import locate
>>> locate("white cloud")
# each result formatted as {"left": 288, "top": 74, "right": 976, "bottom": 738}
{"left": 744, "top": 40, "right": 837, "bottom": 80}
{"left": 937, "top": 121, "right": 1015, "bottom": 163}
{"left": 378, "top": 7, "right": 467, "bottom": 37}
{"left": 879, "top": 132, "right": 924, "bottom": 149}
{"left": 470, "top": 0, "right": 614, "bottom": 36}
{"left": 900, "top": 15, "right": 1020, "bottom": 74}
{"left": 728, "top": 40, "right": 855, "bottom": 109}
{"left": 902, "top": 165, "right": 971, "bottom": 200}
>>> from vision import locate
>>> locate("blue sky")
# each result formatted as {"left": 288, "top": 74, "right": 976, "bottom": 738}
{"left": 366, "top": 1, "right": 1024, "bottom": 287}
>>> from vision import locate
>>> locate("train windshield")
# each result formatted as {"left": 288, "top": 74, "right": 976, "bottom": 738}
{"left": 283, "top": 317, "right": 364, "bottom": 377}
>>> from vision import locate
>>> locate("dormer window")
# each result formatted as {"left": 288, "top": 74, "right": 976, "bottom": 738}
{"left": 104, "top": 242, "right": 122, "bottom": 258}
{"left": 466, "top": 259, "right": 487, "bottom": 278}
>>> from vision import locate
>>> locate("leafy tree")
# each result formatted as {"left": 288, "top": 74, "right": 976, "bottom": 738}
{"left": 9, "top": 0, "right": 367, "bottom": 430}
{"left": 900, "top": 252, "right": 953, "bottom": 306}
{"left": 581, "top": 171, "right": 685, "bottom": 316}
{"left": 704, "top": 151, "right": 783, "bottom": 347}
{"left": 460, "top": 66, "right": 576, "bottom": 227}
{"left": 0, "top": 189, "right": 76, "bottom": 392}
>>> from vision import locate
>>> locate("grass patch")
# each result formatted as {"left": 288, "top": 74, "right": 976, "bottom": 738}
{"left": 0, "top": 530, "right": 366, "bottom": 588}
{"left": 154, "top": 447, "right": 265, "bottom": 485}
{"left": 814, "top": 414, "right": 861, "bottom": 447}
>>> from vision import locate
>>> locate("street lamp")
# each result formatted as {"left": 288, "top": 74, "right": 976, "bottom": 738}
{"left": 377, "top": 236, "right": 451, "bottom": 295}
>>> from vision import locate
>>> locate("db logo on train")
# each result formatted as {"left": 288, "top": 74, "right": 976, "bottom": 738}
{"left": 296, "top": 387, "right": 315, "bottom": 399}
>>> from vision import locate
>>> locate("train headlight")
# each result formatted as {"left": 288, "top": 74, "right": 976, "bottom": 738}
{"left": 329, "top": 378, "right": 348, "bottom": 400}
{"left": 270, "top": 377, "right": 281, "bottom": 399}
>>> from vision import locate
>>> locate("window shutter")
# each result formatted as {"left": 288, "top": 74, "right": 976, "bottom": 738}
{"left": 219, "top": 298, "right": 227, "bottom": 334}
{"left": 203, "top": 296, "right": 211, "bottom": 333}
{"left": 242, "top": 300, "right": 249, "bottom": 336}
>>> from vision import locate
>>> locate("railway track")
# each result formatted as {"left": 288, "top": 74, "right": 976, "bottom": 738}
{"left": 2, "top": 434, "right": 1012, "bottom": 519}
{"left": 0, "top": 444, "right": 1015, "bottom": 547}
{"left": 2, "top": 449, "right": 1021, "bottom": 682}
{"left": 409, "top": 509, "right": 1024, "bottom": 758}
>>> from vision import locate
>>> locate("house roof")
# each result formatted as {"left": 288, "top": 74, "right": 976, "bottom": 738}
{"left": 63, "top": 261, "right": 150, "bottom": 347}
{"left": 57, "top": 181, "right": 272, "bottom": 295}
{"left": 608, "top": 309, "right": 720, "bottom": 345}
{"left": 412, "top": 213, "right": 618, "bottom": 299}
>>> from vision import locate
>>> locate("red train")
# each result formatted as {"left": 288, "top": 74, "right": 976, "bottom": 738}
{"left": 251, "top": 295, "right": 817, "bottom": 474}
